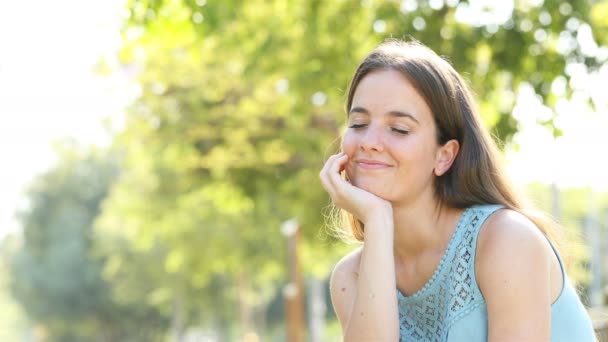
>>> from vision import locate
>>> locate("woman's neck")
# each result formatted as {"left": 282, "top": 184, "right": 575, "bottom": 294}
{"left": 391, "top": 199, "right": 463, "bottom": 261}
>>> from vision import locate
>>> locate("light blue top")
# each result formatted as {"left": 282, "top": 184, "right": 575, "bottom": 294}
{"left": 397, "top": 204, "right": 596, "bottom": 342}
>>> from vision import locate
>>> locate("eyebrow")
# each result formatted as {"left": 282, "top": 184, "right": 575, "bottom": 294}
{"left": 349, "top": 106, "right": 420, "bottom": 124}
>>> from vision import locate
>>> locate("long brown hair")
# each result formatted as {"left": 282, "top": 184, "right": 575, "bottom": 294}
{"left": 335, "top": 39, "right": 560, "bottom": 248}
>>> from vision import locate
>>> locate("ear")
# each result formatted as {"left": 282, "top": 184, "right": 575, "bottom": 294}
{"left": 434, "top": 139, "right": 459, "bottom": 176}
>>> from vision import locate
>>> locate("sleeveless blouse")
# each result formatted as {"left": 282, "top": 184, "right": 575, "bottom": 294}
{"left": 397, "top": 204, "right": 596, "bottom": 341}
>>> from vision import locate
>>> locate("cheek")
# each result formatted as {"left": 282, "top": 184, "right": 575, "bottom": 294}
{"left": 341, "top": 133, "right": 357, "bottom": 155}
{"left": 341, "top": 134, "right": 357, "bottom": 181}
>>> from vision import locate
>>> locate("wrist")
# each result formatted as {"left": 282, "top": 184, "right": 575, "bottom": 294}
{"left": 362, "top": 204, "right": 394, "bottom": 229}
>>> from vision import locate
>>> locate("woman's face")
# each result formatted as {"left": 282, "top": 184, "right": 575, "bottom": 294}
{"left": 342, "top": 69, "right": 446, "bottom": 205}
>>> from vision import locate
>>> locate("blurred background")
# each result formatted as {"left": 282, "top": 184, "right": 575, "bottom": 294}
{"left": 0, "top": 0, "right": 607, "bottom": 341}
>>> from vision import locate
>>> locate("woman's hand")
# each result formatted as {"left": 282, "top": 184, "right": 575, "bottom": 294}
{"left": 319, "top": 152, "right": 392, "bottom": 223}
{"left": 323, "top": 153, "right": 400, "bottom": 341}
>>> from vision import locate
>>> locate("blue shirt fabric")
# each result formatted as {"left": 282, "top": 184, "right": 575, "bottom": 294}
{"left": 397, "top": 204, "right": 596, "bottom": 342}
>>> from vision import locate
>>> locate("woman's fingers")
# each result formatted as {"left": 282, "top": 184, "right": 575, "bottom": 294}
{"left": 327, "top": 153, "right": 346, "bottom": 183}
{"left": 327, "top": 154, "right": 350, "bottom": 198}
{"left": 320, "top": 153, "right": 347, "bottom": 199}
{"left": 320, "top": 153, "right": 357, "bottom": 211}
{"left": 319, "top": 153, "right": 342, "bottom": 193}
{"left": 320, "top": 153, "right": 392, "bottom": 224}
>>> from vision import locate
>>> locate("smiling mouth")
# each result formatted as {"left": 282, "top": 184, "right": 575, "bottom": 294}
{"left": 355, "top": 160, "right": 392, "bottom": 170}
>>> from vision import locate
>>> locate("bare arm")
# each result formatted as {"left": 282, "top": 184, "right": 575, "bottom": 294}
{"left": 330, "top": 213, "right": 400, "bottom": 341}
{"left": 321, "top": 153, "right": 399, "bottom": 341}
{"left": 476, "top": 209, "right": 553, "bottom": 342}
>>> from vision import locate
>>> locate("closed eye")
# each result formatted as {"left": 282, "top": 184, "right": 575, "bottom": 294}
{"left": 392, "top": 127, "right": 409, "bottom": 135}
{"left": 349, "top": 123, "right": 367, "bottom": 129}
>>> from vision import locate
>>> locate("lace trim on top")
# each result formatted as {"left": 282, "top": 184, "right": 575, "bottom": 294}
{"left": 397, "top": 205, "right": 501, "bottom": 342}
{"left": 396, "top": 208, "right": 469, "bottom": 301}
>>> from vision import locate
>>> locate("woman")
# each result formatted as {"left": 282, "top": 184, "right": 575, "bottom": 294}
{"left": 319, "top": 40, "right": 596, "bottom": 341}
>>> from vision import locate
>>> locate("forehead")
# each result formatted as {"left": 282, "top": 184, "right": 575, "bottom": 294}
{"left": 351, "top": 69, "right": 432, "bottom": 122}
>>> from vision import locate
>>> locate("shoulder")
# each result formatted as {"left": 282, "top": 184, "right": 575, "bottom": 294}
{"left": 330, "top": 246, "right": 362, "bottom": 297}
{"left": 330, "top": 246, "right": 362, "bottom": 327}
{"left": 475, "top": 208, "right": 555, "bottom": 338}
{"left": 476, "top": 208, "right": 552, "bottom": 269}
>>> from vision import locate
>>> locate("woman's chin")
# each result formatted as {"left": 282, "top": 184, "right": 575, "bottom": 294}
{"left": 354, "top": 182, "right": 392, "bottom": 201}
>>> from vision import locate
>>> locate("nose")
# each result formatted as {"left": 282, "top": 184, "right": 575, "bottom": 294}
{"left": 359, "top": 124, "right": 385, "bottom": 152}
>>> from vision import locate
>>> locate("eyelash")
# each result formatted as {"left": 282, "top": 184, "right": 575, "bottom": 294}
{"left": 349, "top": 124, "right": 366, "bottom": 129}
{"left": 348, "top": 124, "right": 409, "bottom": 135}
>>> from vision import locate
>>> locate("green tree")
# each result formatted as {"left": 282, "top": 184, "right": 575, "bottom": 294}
{"left": 0, "top": 236, "right": 29, "bottom": 341}
{"left": 9, "top": 142, "right": 167, "bottom": 341}
{"left": 100, "top": 0, "right": 606, "bottom": 337}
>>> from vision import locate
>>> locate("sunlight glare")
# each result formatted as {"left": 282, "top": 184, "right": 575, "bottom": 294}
{"left": 0, "top": 0, "right": 130, "bottom": 237}
{"left": 454, "top": 0, "right": 513, "bottom": 27}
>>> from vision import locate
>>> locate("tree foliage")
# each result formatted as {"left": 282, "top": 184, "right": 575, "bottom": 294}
{"left": 96, "top": 0, "right": 607, "bottom": 336}
{"left": 9, "top": 143, "right": 167, "bottom": 341}
{"left": 8, "top": 0, "right": 606, "bottom": 339}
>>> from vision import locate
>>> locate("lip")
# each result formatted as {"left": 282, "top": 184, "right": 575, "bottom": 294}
{"left": 355, "top": 158, "right": 393, "bottom": 170}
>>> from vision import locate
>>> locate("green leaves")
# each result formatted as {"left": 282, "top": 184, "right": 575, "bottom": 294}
{"left": 9, "top": 0, "right": 603, "bottom": 338}
{"left": 9, "top": 144, "right": 168, "bottom": 341}
{"left": 104, "top": 0, "right": 605, "bottom": 334}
